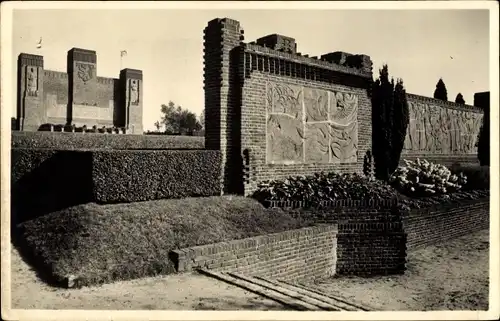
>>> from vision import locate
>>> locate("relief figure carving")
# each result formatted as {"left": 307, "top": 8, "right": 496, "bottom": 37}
{"left": 423, "top": 105, "right": 434, "bottom": 151}
{"left": 130, "top": 79, "right": 139, "bottom": 105}
{"left": 26, "top": 66, "right": 38, "bottom": 96}
{"left": 416, "top": 104, "right": 426, "bottom": 151}
{"left": 330, "top": 92, "right": 358, "bottom": 125}
{"left": 76, "top": 63, "right": 95, "bottom": 82}
{"left": 267, "top": 114, "right": 304, "bottom": 163}
{"left": 267, "top": 83, "right": 302, "bottom": 119}
{"left": 305, "top": 123, "right": 330, "bottom": 163}
{"left": 330, "top": 121, "right": 358, "bottom": 163}
{"left": 304, "top": 88, "right": 328, "bottom": 122}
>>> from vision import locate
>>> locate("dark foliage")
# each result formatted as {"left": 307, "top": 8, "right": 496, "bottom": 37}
{"left": 11, "top": 131, "right": 205, "bottom": 150}
{"left": 455, "top": 93, "right": 465, "bottom": 104}
{"left": 15, "top": 197, "right": 310, "bottom": 288}
{"left": 477, "top": 107, "right": 490, "bottom": 166}
{"left": 11, "top": 148, "right": 222, "bottom": 223}
{"left": 371, "top": 65, "right": 409, "bottom": 181}
{"left": 433, "top": 78, "right": 448, "bottom": 101}
{"left": 92, "top": 149, "right": 222, "bottom": 203}
{"left": 450, "top": 163, "right": 490, "bottom": 191}
{"left": 252, "top": 172, "right": 398, "bottom": 205}
{"left": 11, "top": 149, "right": 94, "bottom": 224}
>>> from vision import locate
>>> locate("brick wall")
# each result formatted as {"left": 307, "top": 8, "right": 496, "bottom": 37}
{"left": 401, "top": 93, "right": 484, "bottom": 165}
{"left": 171, "top": 225, "right": 337, "bottom": 281}
{"left": 266, "top": 199, "right": 407, "bottom": 276}
{"left": 241, "top": 72, "right": 372, "bottom": 195}
{"left": 399, "top": 153, "right": 480, "bottom": 167}
{"left": 204, "top": 17, "right": 373, "bottom": 197}
{"left": 402, "top": 197, "right": 489, "bottom": 250}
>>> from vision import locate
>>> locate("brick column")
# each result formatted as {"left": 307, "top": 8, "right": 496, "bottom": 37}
{"left": 203, "top": 18, "right": 245, "bottom": 194}
{"left": 17, "top": 54, "right": 45, "bottom": 131}
{"left": 67, "top": 48, "right": 98, "bottom": 126}
{"left": 120, "top": 68, "right": 143, "bottom": 134}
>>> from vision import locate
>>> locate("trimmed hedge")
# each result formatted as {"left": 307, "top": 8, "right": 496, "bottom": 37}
{"left": 14, "top": 196, "right": 311, "bottom": 288}
{"left": 11, "top": 131, "right": 205, "bottom": 150}
{"left": 92, "top": 149, "right": 221, "bottom": 203}
{"left": 11, "top": 148, "right": 94, "bottom": 223}
{"left": 11, "top": 148, "right": 221, "bottom": 222}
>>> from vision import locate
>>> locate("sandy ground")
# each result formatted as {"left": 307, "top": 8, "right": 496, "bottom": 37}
{"left": 8, "top": 229, "right": 489, "bottom": 311}
{"left": 307, "top": 229, "right": 490, "bottom": 311}
{"left": 9, "top": 247, "right": 288, "bottom": 310}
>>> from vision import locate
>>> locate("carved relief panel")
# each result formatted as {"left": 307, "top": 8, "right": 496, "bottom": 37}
{"left": 266, "top": 81, "right": 359, "bottom": 164}
{"left": 403, "top": 101, "right": 483, "bottom": 154}
{"left": 129, "top": 79, "right": 140, "bottom": 106}
{"left": 76, "top": 63, "right": 95, "bottom": 83}
{"left": 25, "top": 66, "right": 39, "bottom": 97}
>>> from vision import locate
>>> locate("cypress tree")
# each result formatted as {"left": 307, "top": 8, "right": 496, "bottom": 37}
{"left": 433, "top": 78, "right": 448, "bottom": 101}
{"left": 455, "top": 93, "right": 465, "bottom": 104}
{"left": 372, "top": 65, "right": 409, "bottom": 181}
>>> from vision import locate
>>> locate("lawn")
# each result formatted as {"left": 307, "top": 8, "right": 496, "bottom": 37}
{"left": 13, "top": 196, "right": 312, "bottom": 288}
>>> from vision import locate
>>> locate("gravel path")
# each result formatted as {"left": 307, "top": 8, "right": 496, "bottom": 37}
{"left": 306, "top": 229, "right": 490, "bottom": 311}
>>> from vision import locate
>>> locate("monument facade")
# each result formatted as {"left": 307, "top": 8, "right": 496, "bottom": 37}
{"left": 16, "top": 48, "right": 143, "bottom": 134}
{"left": 203, "top": 17, "right": 486, "bottom": 196}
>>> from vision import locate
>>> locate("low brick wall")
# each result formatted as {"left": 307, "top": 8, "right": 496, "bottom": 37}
{"left": 403, "top": 197, "right": 489, "bottom": 250}
{"left": 266, "top": 199, "right": 406, "bottom": 276}
{"left": 171, "top": 225, "right": 337, "bottom": 281}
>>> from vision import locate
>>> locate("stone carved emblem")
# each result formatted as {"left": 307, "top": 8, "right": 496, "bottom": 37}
{"left": 130, "top": 79, "right": 139, "bottom": 105}
{"left": 403, "top": 101, "right": 483, "bottom": 154}
{"left": 26, "top": 66, "right": 38, "bottom": 96}
{"left": 76, "top": 63, "right": 95, "bottom": 82}
{"left": 266, "top": 81, "right": 358, "bottom": 164}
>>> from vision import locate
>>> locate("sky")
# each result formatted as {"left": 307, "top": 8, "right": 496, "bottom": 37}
{"left": 11, "top": 8, "right": 490, "bottom": 131}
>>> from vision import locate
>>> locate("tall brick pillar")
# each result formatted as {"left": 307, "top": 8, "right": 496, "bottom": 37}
{"left": 67, "top": 48, "right": 98, "bottom": 126}
{"left": 203, "top": 18, "right": 245, "bottom": 195}
{"left": 17, "top": 53, "right": 45, "bottom": 131}
{"left": 120, "top": 68, "right": 143, "bottom": 134}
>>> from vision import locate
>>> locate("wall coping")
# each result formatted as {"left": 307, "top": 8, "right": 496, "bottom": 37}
{"left": 401, "top": 195, "right": 489, "bottom": 217}
{"left": 244, "top": 43, "right": 372, "bottom": 79}
{"left": 264, "top": 198, "right": 399, "bottom": 209}
{"left": 172, "top": 224, "right": 337, "bottom": 258}
{"left": 406, "top": 93, "right": 484, "bottom": 113}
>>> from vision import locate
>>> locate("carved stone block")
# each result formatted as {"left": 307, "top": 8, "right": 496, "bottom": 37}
{"left": 266, "top": 114, "right": 304, "bottom": 164}
{"left": 305, "top": 123, "right": 330, "bottom": 163}
{"left": 330, "top": 121, "right": 358, "bottom": 163}
{"left": 265, "top": 81, "right": 359, "bottom": 165}
{"left": 304, "top": 88, "right": 328, "bottom": 122}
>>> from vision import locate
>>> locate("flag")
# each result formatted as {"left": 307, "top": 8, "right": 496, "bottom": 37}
{"left": 36, "top": 37, "right": 42, "bottom": 49}
{"left": 120, "top": 50, "right": 127, "bottom": 57}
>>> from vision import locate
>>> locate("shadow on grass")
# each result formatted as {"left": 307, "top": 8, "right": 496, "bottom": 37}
{"left": 11, "top": 223, "right": 65, "bottom": 288}
{"left": 10, "top": 149, "right": 95, "bottom": 288}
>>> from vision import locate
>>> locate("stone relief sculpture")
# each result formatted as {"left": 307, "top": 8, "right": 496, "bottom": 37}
{"left": 304, "top": 88, "right": 328, "bottom": 122}
{"left": 403, "top": 101, "right": 483, "bottom": 154}
{"left": 305, "top": 123, "right": 330, "bottom": 163}
{"left": 266, "top": 81, "right": 358, "bottom": 164}
{"left": 330, "top": 121, "right": 358, "bottom": 163}
{"left": 130, "top": 79, "right": 139, "bottom": 105}
{"left": 76, "top": 63, "right": 95, "bottom": 83}
{"left": 26, "top": 66, "right": 38, "bottom": 96}
{"left": 266, "top": 82, "right": 302, "bottom": 118}
{"left": 267, "top": 114, "right": 304, "bottom": 163}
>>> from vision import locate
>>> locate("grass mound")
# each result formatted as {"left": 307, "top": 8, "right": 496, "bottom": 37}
{"left": 15, "top": 196, "right": 311, "bottom": 288}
